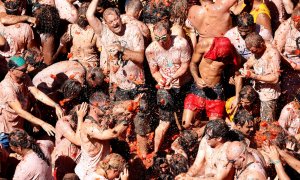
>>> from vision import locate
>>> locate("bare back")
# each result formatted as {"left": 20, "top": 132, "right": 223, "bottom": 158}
{"left": 188, "top": 2, "right": 233, "bottom": 38}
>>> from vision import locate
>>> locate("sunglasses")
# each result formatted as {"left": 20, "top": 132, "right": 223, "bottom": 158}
{"left": 155, "top": 34, "right": 167, "bottom": 42}
{"left": 14, "top": 67, "right": 27, "bottom": 73}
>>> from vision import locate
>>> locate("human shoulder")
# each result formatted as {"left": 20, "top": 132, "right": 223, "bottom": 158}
{"left": 195, "top": 38, "right": 213, "bottom": 53}
{"left": 173, "top": 36, "right": 189, "bottom": 47}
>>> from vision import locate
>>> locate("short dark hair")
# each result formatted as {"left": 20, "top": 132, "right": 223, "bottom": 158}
{"left": 60, "top": 79, "right": 82, "bottom": 99}
{"left": 204, "top": 119, "right": 229, "bottom": 139}
{"left": 237, "top": 12, "right": 255, "bottom": 27}
{"left": 178, "top": 130, "right": 198, "bottom": 151}
{"left": 89, "top": 91, "right": 109, "bottom": 104}
{"left": 169, "top": 154, "right": 189, "bottom": 177}
{"left": 239, "top": 85, "right": 257, "bottom": 104}
{"left": 4, "top": 0, "right": 20, "bottom": 15}
{"left": 234, "top": 109, "right": 254, "bottom": 127}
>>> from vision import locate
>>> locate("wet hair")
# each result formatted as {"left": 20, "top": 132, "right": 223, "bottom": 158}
{"left": 89, "top": 91, "right": 109, "bottom": 105}
{"left": 103, "top": 7, "right": 121, "bottom": 20}
{"left": 60, "top": 79, "right": 83, "bottom": 99}
{"left": 35, "top": 5, "right": 60, "bottom": 35}
{"left": 77, "top": 2, "right": 90, "bottom": 29}
{"left": 152, "top": 156, "right": 171, "bottom": 177}
{"left": 170, "top": 0, "right": 188, "bottom": 25}
{"left": 237, "top": 12, "right": 255, "bottom": 27}
{"left": 204, "top": 119, "right": 229, "bottom": 140}
{"left": 234, "top": 109, "right": 254, "bottom": 127}
{"left": 245, "top": 32, "right": 265, "bottom": 48}
{"left": 9, "top": 129, "right": 50, "bottom": 166}
{"left": 125, "top": 0, "right": 143, "bottom": 14}
{"left": 178, "top": 130, "right": 198, "bottom": 152}
{"left": 239, "top": 85, "right": 257, "bottom": 104}
{"left": 87, "top": 67, "right": 104, "bottom": 86}
{"left": 4, "top": 0, "right": 20, "bottom": 15}
{"left": 227, "top": 129, "right": 246, "bottom": 142}
{"left": 169, "top": 154, "right": 189, "bottom": 177}
{"left": 98, "top": 153, "right": 126, "bottom": 171}
{"left": 153, "top": 19, "right": 171, "bottom": 34}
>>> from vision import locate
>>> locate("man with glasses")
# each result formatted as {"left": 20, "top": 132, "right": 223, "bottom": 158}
{"left": 0, "top": 56, "right": 64, "bottom": 136}
{"left": 185, "top": 120, "right": 234, "bottom": 179}
{"left": 226, "top": 141, "right": 267, "bottom": 179}
{"left": 145, "top": 19, "right": 192, "bottom": 155}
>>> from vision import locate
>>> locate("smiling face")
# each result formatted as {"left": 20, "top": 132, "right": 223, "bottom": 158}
{"left": 104, "top": 12, "right": 123, "bottom": 34}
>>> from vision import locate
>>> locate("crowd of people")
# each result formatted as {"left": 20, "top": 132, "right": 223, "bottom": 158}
{"left": 0, "top": 0, "right": 300, "bottom": 179}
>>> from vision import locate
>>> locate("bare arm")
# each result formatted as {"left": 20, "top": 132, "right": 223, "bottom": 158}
{"left": 42, "top": 35, "right": 56, "bottom": 65}
{"left": 28, "top": 86, "right": 64, "bottom": 118}
{"left": 0, "top": 13, "right": 35, "bottom": 25}
{"left": 218, "top": 0, "right": 238, "bottom": 10}
{"left": 279, "top": 150, "right": 300, "bottom": 173}
{"left": 190, "top": 43, "right": 205, "bottom": 81}
{"left": 256, "top": 13, "right": 272, "bottom": 34}
{"left": 8, "top": 101, "right": 55, "bottom": 136}
{"left": 283, "top": 0, "right": 295, "bottom": 14}
{"left": 87, "top": 121, "right": 128, "bottom": 140}
{"left": 86, "top": 0, "right": 103, "bottom": 35}
{"left": 187, "top": 139, "right": 206, "bottom": 177}
{"left": 273, "top": 21, "right": 289, "bottom": 53}
{"left": 278, "top": 106, "right": 291, "bottom": 131}
{"left": 122, "top": 48, "right": 144, "bottom": 65}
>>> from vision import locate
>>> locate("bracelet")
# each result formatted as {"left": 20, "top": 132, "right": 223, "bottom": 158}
{"left": 272, "top": 160, "right": 281, "bottom": 165}
{"left": 59, "top": 42, "right": 64, "bottom": 47}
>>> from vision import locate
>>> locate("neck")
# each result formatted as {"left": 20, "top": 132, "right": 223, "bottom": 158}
{"left": 126, "top": 12, "right": 138, "bottom": 19}
{"left": 21, "top": 148, "right": 32, "bottom": 157}
{"left": 241, "top": 153, "right": 254, "bottom": 170}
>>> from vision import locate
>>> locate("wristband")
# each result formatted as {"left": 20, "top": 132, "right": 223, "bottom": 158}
{"left": 272, "top": 160, "right": 281, "bottom": 165}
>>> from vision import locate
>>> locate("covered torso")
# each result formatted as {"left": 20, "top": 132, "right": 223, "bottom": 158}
{"left": 0, "top": 73, "right": 32, "bottom": 133}
{"left": 100, "top": 24, "right": 145, "bottom": 90}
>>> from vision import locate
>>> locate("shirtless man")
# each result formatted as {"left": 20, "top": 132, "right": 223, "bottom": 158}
{"left": 187, "top": 0, "right": 238, "bottom": 38}
{"left": 184, "top": 120, "right": 234, "bottom": 179}
{"left": 74, "top": 92, "right": 135, "bottom": 179}
{"left": 273, "top": 7, "right": 300, "bottom": 104}
{"left": 241, "top": 32, "right": 281, "bottom": 122}
{"left": 226, "top": 141, "right": 267, "bottom": 180}
{"left": 87, "top": 0, "right": 150, "bottom": 158}
{"left": 225, "top": 12, "right": 272, "bottom": 61}
{"left": 32, "top": 61, "right": 104, "bottom": 95}
{"left": 59, "top": 2, "right": 101, "bottom": 68}
{"left": 182, "top": 37, "right": 242, "bottom": 129}
{"left": 145, "top": 20, "right": 191, "bottom": 154}
{"left": 55, "top": 0, "right": 78, "bottom": 24}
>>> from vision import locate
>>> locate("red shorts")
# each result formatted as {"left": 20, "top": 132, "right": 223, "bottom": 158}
{"left": 184, "top": 93, "right": 225, "bottom": 118}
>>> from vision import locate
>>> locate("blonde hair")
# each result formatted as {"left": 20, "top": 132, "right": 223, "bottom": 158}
{"left": 99, "top": 153, "right": 126, "bottom": 171}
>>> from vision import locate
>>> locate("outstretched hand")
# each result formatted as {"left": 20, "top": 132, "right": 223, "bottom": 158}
{"left": 120, "top": 168, "right": 129, "bottom": 180}
{"left": 41, "top": 122, "right": 56, "bottom": 136}
{"left": 76, "top": 102, "right": 88, "bottom": 120}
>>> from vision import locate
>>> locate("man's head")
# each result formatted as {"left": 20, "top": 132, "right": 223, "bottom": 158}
{"left": 239, "top": 85, "right": 257, "bottom": 109}
{"left": 204, "top": 119, "right": 229, "bottom": 148}
{"left": 8, "top": 56, "right": 28, "bottom": 81}
{"left": 4, "top": 0, "right": 22, "bottom": 15}
{"left": 77, "top": 2, "right": 90, "bottom": 29}
{"left": 153, "top": 20, "right": 172, "bottom": 48}
{"left": 35, "top": 5, "right": 60, "bottom": 35}
{"left": 233, "top": 109, "right": 255, "bottom": 137}
{"left": 86, "top": 67, "right": 104, "bottom": 88}
{"left": 103, "top": 8, "right": 123, "bottom": 35}
{"left": 237, "top": 12, "right": 255, "bottom": 39}
{"left": 125, "top": 0, "right": 143, "bottom": 18}
{"left": 89, "top": 91, "right": 110, "bottom": 119}
{"left": 245, "top": 32, "right": 266, "bottom": 56}
{"left": 22, "top": 48, "right": 45, "bottom": 73}
{"left": 292, "top": 7, "right": 300, "bottom": 31}
{"left": 97, "top": 153, "right": 126, "bottom": 180}
{"left": 226, "top": 141, "right": 248, "bottom": 169}
{"left": 60, "top": 79, "right": 83, "bottom": 100}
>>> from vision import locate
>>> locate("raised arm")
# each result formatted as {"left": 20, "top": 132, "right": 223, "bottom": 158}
{"left": 146, "top": 47, "right": 164, "bottom": 85}
{"left": 86, "top": 0, "right": 103, "bottom": 35}
{"left": 0, "top": 13, "right": 35, "bottom": 25}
